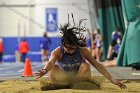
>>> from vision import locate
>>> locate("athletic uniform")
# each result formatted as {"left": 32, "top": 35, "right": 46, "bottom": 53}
{"left": 110, "top": 44, "right": 121, "bottom": 60}
{"left": 95, "top": 34, "right": 101, "bottom": 48}
{"left": 18, "top": 40, "right": 29, "bottom": 62}
{"left": 0, "top": 41, "right": 3, "bottom": 62}
{"left": 57, "top": 46, "right": 85, "bottom": 72}
{"left": 111, "top": 31, "right": 120, "bottom": 46}
{"left": 40, "top": 37, "right": 52, "bottom": 50}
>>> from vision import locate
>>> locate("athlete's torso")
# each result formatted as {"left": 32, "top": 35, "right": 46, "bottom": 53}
{"left": 57, "top": 46, "right": 84, "bottom": 72}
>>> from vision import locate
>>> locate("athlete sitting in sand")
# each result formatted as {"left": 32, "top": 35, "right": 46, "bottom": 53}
{"left": 35, "top": 16, "right": 126, "bottom": 89}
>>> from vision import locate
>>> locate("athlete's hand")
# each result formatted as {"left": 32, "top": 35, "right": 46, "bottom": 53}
{"left": 34, "top": 69, "right": 47, "bottom": 79}
{"left": 111, "top": 79, "right": 126, "bottom": 89}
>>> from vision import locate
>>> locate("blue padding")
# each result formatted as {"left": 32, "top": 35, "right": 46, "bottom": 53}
{"left": 3, "top": 37, "right": 61, "bottom": 55}
{"left": 2, "top": 37, "right": 61, "bottom": 62}
{"left": 3, "top": 55, "right": 15, "bottom": 62}
{"left": 27, "top": 52, "right": 42, "bottom": 62}
{"left": 3, "top": 38, "right": 18, "bottom": 55}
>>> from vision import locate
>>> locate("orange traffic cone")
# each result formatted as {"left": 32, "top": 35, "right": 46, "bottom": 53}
{"left": 22, "top": 58, "right": 33, "bottom": 77}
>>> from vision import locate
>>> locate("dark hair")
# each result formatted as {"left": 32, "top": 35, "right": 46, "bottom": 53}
{"left": 59, "top": 15, "right": 87, "bottom": 48}
{"left": 115, "top": 27, "right": 121, "bottom": 32}
{"left": 43, "top": 32, "right": 47, "bottom": 37}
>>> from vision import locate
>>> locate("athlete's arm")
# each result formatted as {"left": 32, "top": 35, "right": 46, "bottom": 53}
{"left": 80, "top": 47, "right": 126, "bottom": 89}
{"left": 35, "top": 47, "right": 60, "bottom": 79}
{"left": 81, "top": 47, "right": 114, "bottom": 81}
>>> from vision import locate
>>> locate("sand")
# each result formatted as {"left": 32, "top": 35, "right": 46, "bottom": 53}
{"left": 0, "top": 76, "right": 140, "bottom": 93}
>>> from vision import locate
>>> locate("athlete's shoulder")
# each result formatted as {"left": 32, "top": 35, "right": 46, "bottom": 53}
{"left": 80, "top": 47, "right": 88, "bottom": 49}
{"left": 112, "top": 31, "right": 116, "bottom": 35}
{"left": 51, "top": 46, "right": 62, "bottom": 60}
{"left": 79, "top": 47, "right": 90, "bottom": 57}
{"left": 51, "top": 46, "right": 62, "bottom": 55}
{"left": 79, "top": 47, "right": 89, "bottom": 52}
{"left": 52, "top": 46, "right": 61, "bottom": 52}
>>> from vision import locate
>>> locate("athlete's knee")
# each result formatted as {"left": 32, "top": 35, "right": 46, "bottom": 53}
{"left": 79, "top": 62, "right": 90, "bottom": 72}
{"left": 48, "top": 65, "right": 60, "bottom": 76}
{"left": 50, "top": 65, "right": 60, "bottom": 72}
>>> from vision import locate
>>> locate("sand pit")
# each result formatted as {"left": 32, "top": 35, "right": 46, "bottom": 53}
{"left": 0, "top": 76, "right": 140, "bottom": 93}
{"left": 39, "top": 76, "right": 101, "bottom": 90}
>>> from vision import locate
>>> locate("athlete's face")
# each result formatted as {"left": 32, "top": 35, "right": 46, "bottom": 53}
{"left": 64, "top": 45, "right": 77, "bottom": 54}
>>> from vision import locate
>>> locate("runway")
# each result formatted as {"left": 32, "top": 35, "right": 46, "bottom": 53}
{"left": 0, "top": 62, "right": 140, "bottom": 80}
{"left": 0, "top": 62, "right": 46, "bottom": 80}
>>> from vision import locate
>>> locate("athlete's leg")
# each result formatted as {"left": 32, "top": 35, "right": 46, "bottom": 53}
{"left": 91, "top": 48, "right": 96, "bottom": 58}
{"left": 49, "top": 63, "right": 91, "bottom": 82}
{"left": 48, "top": 65, "right": 68, "bottom": 82}
{"left": 103, "top": 59, "right": 116, "bottom": 67}
{"left": 107, "top": 45, "right": 113, "bottom": 60}
{"left": 77, "top": 62, "right": 91, "bottom": 80}
{"left": 44, "top": 50, "right": 49, "bottom": 61}
{"left": 95, "top": 47, "right": 101, "bottom": 62}
{"left": 41, "top": 49, "right": 45, "bottom": 64}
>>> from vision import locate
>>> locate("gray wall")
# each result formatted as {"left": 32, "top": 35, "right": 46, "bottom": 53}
{"left": 0, "top": 0, "right": 92, "bottom": 37}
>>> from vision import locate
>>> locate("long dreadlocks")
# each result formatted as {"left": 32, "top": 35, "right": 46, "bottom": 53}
{"left": 59, "top": 14, "right": 87, "bottom": 49}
